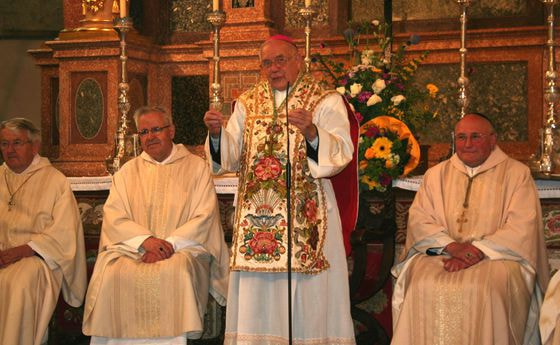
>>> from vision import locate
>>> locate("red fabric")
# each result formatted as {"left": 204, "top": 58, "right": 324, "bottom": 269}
{"left": 265, "top": 34, "right": 297, "bottom": 48}
{"left": 329, "top": 97, "right": 359, "bottom": 256}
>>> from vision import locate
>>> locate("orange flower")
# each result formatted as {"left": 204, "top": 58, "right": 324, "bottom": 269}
{"left": 385, "top": 159, "right": 393, "bottom": 168}
{"left": 365, "top": 147, "right": 376, "bottom": 160}
{"left": 359, "top": 160, "right": 368, "bottom": 171}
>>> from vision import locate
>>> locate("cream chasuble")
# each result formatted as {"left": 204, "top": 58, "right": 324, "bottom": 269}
{"left": 206, "top": 74, "right": 356, "bottom": 345}
{"left": 392, "top": 147, "right": 550, "bottom": 345}
{"left": 541, "top": 271, "right": 560, "bottom": 345}
{"left": 82, "top": 145, "right": 229, "bottom": 339}
{"left": 0, "top": 156, "right": 87, "bottom": 345}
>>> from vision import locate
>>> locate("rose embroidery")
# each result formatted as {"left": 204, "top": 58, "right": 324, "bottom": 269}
{"left": 254, "top": 156, "right": 282, "bottom": 181}
{"left": 249, "top": 232, "right": 278, "bottom": 255}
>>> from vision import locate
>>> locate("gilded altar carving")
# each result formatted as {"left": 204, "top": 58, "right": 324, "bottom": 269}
{"left": 82, "top": 0, "right": 106, "bottom": 15}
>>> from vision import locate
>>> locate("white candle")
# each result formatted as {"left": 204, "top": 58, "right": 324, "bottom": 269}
{"left": 120, "top": 0, "right": 127, "bottom": 18}
{"left": 213, "top": 0, "right": 219, "bottom": 11}
{"left": 305, "top": 0, "right": 311, "bottom": 7}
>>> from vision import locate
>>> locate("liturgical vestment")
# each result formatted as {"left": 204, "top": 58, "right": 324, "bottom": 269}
{"left": 392, "top": 147, "right": 550, "bottom": 345}
{"left": 82, "top": 145, "right": 229, "bottom": 342}
{"left": 0, "top": 155, "right": 87, "bottom": 345}
{"left": 541, "top": 271, "right": 560, "bottom": 345}
{"left": 206, "top": 74, "right": 356, "bottom": 345}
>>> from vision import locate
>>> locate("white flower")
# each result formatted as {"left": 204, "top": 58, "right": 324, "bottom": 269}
{"left": 366, "top": 94, "right": 382, "bottom": 106}
{"left": 372, "top": 79, "right": 386, "bottom": 94}
{"left": 336, "top": 86, "right": 346, "bottom": 95}
{"left": 360, "top": 50, "right": 374, "bottom": 66}
{"left": 391, "top": 95, "right": 406, "bottom": 105}
{"left": 391, "top": 153, "right": 400, "bottom": 165}
{"left": 350, "top": 83, "right": 363, "bottom": 97}
{"left": 372, "top": 20, "right": 380, "bottom": 26}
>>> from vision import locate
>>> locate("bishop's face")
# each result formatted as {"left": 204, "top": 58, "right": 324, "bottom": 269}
{"left": 137, "top": 112, "right": 175, "bottom": 162}
{"left": 0, "top": 128, "right": 39, "bottom": 173}
{"left": 260, "top": 40, "right": 302, "bottom": 91}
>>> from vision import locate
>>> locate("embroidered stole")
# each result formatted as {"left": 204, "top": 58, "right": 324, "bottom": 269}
{"left": 230, "top": 74, "right": 334, "bottom": 274}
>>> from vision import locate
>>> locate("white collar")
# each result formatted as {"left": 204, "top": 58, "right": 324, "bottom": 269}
{"left": 141, "top": 144, "right": 177, "bottom": 165}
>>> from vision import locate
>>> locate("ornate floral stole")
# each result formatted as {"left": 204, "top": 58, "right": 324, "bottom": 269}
{"left": 230, "top": 74, "right": 334, "bottom": 274}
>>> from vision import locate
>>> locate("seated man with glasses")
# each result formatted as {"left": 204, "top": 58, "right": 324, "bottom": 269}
{"left": 392, "top": 113, "right": 550, "bottom": 345}
{"left": 83, "top": 106, "right": 229, "bottom": 344}
{"left": 0, "top": 117, "right": 87, "bottom": 345}
{"left": 203, "top": 35, "right": 358, "bottom": 345}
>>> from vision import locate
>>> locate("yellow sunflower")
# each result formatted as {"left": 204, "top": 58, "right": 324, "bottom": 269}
{"left": 371, "top": 137, "right": 393, "bottom": 159}
{"left": 360, "top": 175, "right": 378, "bottom": 190}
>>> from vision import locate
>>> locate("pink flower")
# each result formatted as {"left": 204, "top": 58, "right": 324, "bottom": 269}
{"left": 365, "top": 126, "right": 380, "bottom": 138}
{"left": 255, "top": 156, "right": 282, "bottom": 181}
{"left": 355, "top": 112, "right": 364, "bottom": 123}
{"left": 305, "top": 199, "right": 318, "bottom": 223}
{"left": 249, "top": 232, "right": 278, "bottom": 254}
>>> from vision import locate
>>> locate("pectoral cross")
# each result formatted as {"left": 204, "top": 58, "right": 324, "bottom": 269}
{"left": 7, "top": 196, "right": 15, "bottom": 211}
{"left": 456, "top": 210, "right": 468, "bottom": 233}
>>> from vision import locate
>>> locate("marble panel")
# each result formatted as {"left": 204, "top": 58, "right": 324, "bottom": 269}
{"left": 351, "top": 0, "right": 532, "bottom": 22}
{"left": 412, "top": 62, "right": 528, "bottom": 144}
{"left": 75, "top": 78, "right": 104, "bottom": 140}
{"left": 172, "top": 75, "right": 210, "bottom": 146}
{"left": 171, "top": 0, "right": 212, "bottom": 32}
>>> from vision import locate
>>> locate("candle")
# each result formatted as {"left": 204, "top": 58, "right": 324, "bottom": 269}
{"left": 120, "top": 0, "right": 127, "bottom": 18}
{"left": 213, "top": 0, "right": 219, "bottom": 11}
{"left": 305, "top": 0, "right": 311, "bottom": 7}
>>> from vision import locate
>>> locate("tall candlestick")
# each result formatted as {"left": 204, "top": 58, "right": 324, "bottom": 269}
{"left": 120, "top": 0, "right": 127, "bottom": 18}
{"left": 299, "top": 4, "right": 317, "bottom": 73}
{"left": 213, "top": 0, "right": 219, "bottom": 11}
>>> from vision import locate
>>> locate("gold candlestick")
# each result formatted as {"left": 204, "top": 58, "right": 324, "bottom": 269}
{"left": 106, "top": 16, "right": 140, "bottom": 174}
{"left": 540, "top": 0, "right": 560, "bottom": 174}
{"left": 456, "top": 0, "right": 472, "bottom": 119}
{"left": 207, "top": 10, "right": 226, "bottom": 111}
{"left": 299, "top": 5, "right": 317, "bottom": 73}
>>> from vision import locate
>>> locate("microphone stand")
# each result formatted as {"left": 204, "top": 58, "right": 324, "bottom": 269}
{"left": 285, "top": 82, "right": 293, "bottom": 345}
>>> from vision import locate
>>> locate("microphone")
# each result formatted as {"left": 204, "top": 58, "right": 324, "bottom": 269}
{"left": 285, "top": 81, "right": 293, "bottom": 345}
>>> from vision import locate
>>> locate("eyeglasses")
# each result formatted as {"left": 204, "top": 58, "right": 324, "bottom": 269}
{"left": 0, "top": 140, "right": 32, "bottom": 149}
{"left": 138, "top": 125, "right": 170, "bottom": 137}
{"left": 261, "top": 55, "right": 291, "bottom": 69}
{"left": 455, "top": 132, "right": 495, "bottom": 143}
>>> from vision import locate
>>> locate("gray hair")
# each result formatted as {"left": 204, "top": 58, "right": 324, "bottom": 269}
{"left": 133, "top": 106, "right": 173, "bottom": 128}
{"left": 0, "top": 117, "right": 41, "bottom": 143}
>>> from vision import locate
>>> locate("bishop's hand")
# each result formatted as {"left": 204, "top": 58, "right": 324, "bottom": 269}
{"left": 204, "top": 110, "right": 224, "bottom": 138}
{"left": 288, "top": 108, "right": 317, "bottom": 141}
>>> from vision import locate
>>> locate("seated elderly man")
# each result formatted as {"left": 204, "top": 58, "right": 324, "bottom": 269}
{"left": 82, "top": 106, "right": 229, "bottom": 345}
{"left": 392, "top": 113, "right": 550, "bottom": 345}
{"left": 0, "top": 118, "right": 87, "bottom": 345}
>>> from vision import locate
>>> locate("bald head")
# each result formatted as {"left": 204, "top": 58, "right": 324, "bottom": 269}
{"left": 454, "top": 113, "right": 497, "bottom": 167}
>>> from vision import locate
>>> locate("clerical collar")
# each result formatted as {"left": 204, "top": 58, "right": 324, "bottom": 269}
{"left": 7, "top": 154, "right": 40, "bottom": 175}
{"left": 463, "top": 163, "right": 480, "bottom": 177}
{"left": 143, "top": 144, "right": 177, "bottom": 165}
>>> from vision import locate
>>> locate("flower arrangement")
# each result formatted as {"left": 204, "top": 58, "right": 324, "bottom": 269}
{"left": 313, "top": 20, "right": 438, "bottom": 192}
{"left": 359, "top": 116, "right": 419, "bottom": 192}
